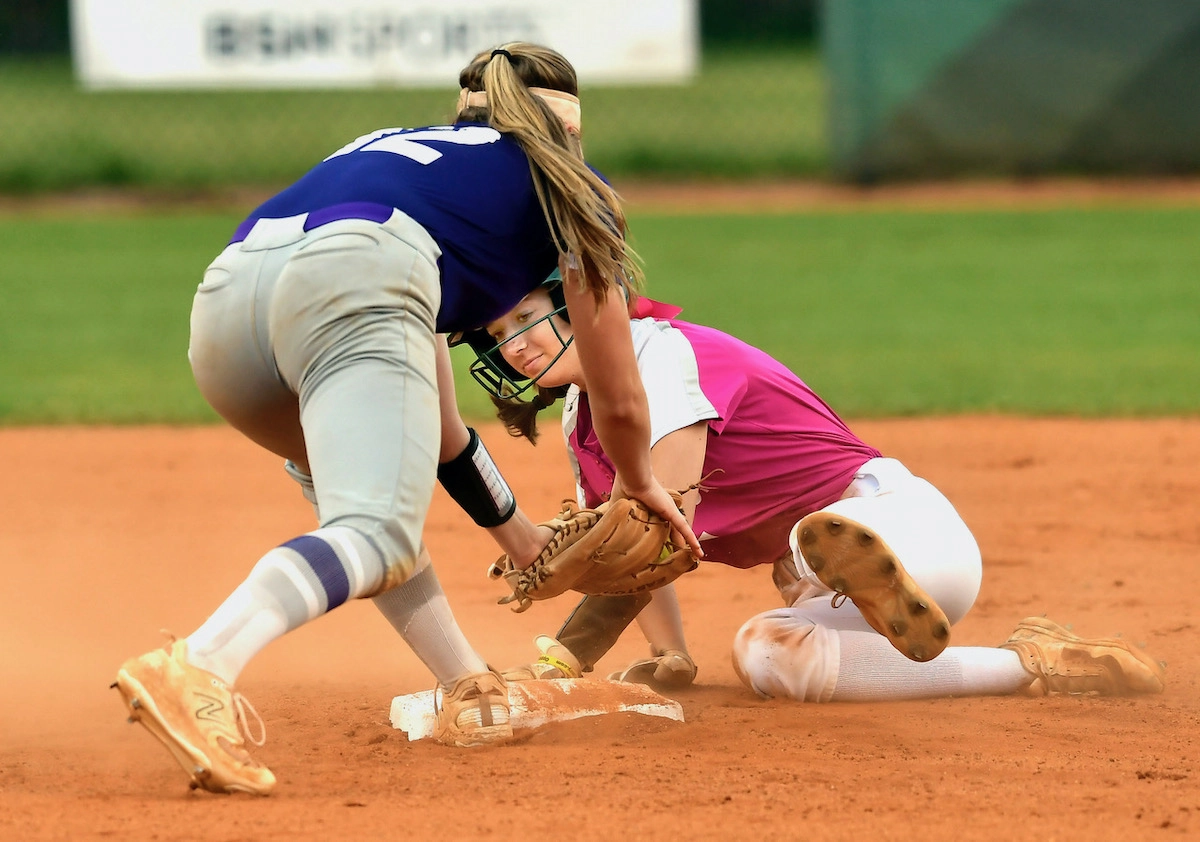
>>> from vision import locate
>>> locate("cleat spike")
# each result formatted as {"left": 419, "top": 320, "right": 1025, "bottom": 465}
{"left": 109, "top": 682, "right": 118, "bottom": 690}
{"left": 130, "top": 698, "right": 142, "bottom": 709}
{"left": 794, "top": 509, "right": 950, "bottom": 664}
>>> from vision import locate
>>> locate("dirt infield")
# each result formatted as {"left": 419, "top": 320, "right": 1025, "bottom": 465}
{"left": 2, "top": 418, "right": 1196, "bottom": 841}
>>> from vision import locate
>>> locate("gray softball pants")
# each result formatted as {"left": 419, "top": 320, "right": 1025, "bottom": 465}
{"left": 188, "top": 210, "right": 443, "bottom": 593}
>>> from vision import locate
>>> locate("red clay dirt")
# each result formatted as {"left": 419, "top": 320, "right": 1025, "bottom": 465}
{"left": 2, "top": 417, "right": 1197, "bottom": 841}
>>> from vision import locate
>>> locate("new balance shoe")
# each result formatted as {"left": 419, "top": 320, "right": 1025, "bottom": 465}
{"left": 113, "top": 635, "right": 275, "bottom": 795}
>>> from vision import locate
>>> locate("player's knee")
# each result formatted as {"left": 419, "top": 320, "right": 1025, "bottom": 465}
{"left": 732, "top": 611, "right": 839, "bottom": 703}
{"left": 321, "top": 514, "right": 422, "bottom": 595}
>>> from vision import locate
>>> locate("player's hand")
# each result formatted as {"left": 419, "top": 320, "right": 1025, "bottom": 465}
{"left": 619, "top": 479, "right": 704, "bottom": 558}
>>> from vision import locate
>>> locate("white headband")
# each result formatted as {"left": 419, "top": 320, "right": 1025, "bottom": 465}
{"left": 456, "top": 87, "right": 582, "bottom": 136}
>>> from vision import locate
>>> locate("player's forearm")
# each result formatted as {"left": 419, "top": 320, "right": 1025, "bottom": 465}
{"left": 590, "top": 399, "right": 655, "bottom": 494}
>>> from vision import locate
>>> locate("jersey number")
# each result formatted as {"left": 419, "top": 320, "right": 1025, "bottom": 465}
{"left": 324, "top": 125, "right": 501, "bottom": 165}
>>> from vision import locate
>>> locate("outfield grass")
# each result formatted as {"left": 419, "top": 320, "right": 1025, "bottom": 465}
{"left": 2, "top": 205, "right": 1196, "bottom": 425}
{"left": 0, "top": 47, "right": 824, "bottom": 192}
{"left": 629, "top": 207, "right": 1200, "bottom": 416}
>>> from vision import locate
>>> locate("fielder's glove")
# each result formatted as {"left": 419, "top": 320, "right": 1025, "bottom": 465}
{"left": 488, "top": 494, "right": 698, "bottom": 613}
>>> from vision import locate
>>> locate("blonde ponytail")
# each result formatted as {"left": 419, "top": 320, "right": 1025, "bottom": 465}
{"left": 457, "top": 44, "right": 644, "bottom": 307}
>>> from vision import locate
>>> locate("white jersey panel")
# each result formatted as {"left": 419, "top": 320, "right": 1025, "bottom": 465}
{"left": 627, "top": 318, "right": 719, "bottom": 446}
{"left": 561, "top": 387, "right": 586, "bottom": 503}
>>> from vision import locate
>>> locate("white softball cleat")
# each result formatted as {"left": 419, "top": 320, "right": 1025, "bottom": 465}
{"left": 608, "top": 648, "right": 698, "bottom": 691}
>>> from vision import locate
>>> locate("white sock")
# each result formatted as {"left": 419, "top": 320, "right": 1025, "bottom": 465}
{"left": 186, "top": 526, "right": 386, "bottom": 685}
{"left": 634, "top": 585, "right": 689, "bottom": 654}
{"left": 372, "top": 560, "right": 488, "bottom": 686}
{"left": 831, "top": 630, "right": 1032, "bottom": 701}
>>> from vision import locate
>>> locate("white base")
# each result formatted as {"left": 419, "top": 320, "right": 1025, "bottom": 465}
{"left": 390, "top": 678, "right": 685, "bottom": 741}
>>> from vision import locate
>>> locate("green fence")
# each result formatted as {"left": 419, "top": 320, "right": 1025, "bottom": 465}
{"left": 825, "top": 0, "right": 1200, "bottom": 181}
{"left": 5, "top": 1, "right": 1200, "bottom": 191}
{"left": 0, "top": 46, "right": 824, "bottom": 193}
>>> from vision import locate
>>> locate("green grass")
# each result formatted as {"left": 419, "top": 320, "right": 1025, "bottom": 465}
{"left": 2, "top": 204, "right": 1197, "bottom": 424}
{"left": 0, "top": 213, "right": 235, "bottom": 423}
{"left": 628, "top": 208, "right": 1200, "bottom": 416}
{"left": 0, "top": 47, "right": 825, "bottom": 192}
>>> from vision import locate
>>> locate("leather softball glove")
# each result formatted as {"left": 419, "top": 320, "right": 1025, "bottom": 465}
{"left": 488, "top": 493, "right": 698, "bottom": 613}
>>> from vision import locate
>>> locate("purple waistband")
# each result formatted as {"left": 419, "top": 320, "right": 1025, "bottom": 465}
{"left": 228, "top": 202, "right": 397, "bottom": 245}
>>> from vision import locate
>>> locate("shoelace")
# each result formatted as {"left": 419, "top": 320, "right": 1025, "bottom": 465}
{"left": 160, "top": 629, "right": 268, "bottom": 749}
{"left": 232, "top": 692, "right": 267, "bottom": 748}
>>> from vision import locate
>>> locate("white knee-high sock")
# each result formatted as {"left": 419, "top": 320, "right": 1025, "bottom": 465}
{"left": 634, "top": 585, "right": 689, "bottom": 654}
{"left": 831, "top": 630, "right": 1032, "bottom": 701}
{"left": 186, "top": 526, "right": 386, "bottom": 684}
{"left": 372, "top": 558, "right": 488, "bottom": 686}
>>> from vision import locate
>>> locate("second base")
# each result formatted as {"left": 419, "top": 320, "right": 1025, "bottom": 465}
{"left": 390, "top": 678, "right": 685, "bottom": 741}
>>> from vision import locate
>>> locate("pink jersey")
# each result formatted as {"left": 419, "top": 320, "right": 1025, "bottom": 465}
{"left": 563, "top": 317, "right": 881, "bottom": 569}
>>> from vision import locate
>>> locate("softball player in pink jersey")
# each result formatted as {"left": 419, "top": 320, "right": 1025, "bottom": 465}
{"left": 460, "top": 279, "right": 1165, "bottom": 702}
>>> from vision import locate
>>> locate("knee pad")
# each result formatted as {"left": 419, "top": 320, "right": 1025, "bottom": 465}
{"left": 284, "top": 459, "right": 320, "bottom": 519}
{"left": 732, "top": 610, "right": 840, "bottom": 702}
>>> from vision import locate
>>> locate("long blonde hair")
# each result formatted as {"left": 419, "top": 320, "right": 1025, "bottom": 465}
{"left": 457, "top": 43, "right": 643, "bottom": 305}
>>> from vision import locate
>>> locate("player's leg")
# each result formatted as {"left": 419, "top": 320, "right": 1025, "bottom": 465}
{"left": 270, "top": 213, "right": 508, "bottom": 746}
{"left": 115, "top": 227, "right": 309, "bottom": 796}
{"left": 611, "top": 585, "right": 697, "bottom": 689}
{"left": 732, "top": 603, "right": 1163, "bottom": 701}
{"left": 736, "top": 522, "right": 1162, "bottom": 703}
{"left": 733, "top": 601, "right": 1030, "bottom": 701}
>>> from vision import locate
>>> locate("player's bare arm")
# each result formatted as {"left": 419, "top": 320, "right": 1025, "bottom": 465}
{"left": 561, "top": 267, "right": 703, "bottom": 556}
{"left": 434, "top": 333, "right": 552, "bottom": 565}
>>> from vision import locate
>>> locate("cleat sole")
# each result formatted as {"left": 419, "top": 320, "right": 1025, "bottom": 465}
{"left": 796, "top": 511, "right": 952, "bottom": 662}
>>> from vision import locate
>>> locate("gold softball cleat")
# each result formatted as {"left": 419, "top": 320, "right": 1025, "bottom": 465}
{"left": 1000, "top": 616, "right": 1166, "bottom": 696}
{"left": 113, "top": 636, "right": 275, "bottom": 795}
{"left": 433, "top": 669, "right": 514, "bottom": 747}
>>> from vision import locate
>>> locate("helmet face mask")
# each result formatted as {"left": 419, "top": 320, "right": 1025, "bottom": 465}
{"left": 452, "top": 272, "right": 572, "bottom": 399}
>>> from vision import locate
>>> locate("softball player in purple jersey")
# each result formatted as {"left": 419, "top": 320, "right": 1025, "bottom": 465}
{"left": 463, "top": 281, "right": 1165, "bottom": 702}
{"left": 112, "top": 43, "right": 700, "bottom": 797}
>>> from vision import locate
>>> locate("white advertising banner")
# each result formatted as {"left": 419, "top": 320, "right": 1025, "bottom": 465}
{"left": 70, "top": 0, "right": 698, "bottom": 89}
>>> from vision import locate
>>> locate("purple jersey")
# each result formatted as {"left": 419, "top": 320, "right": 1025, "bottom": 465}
{"left": 564, "top": 318, "right": 881, "bottom": 569}
{"left": 230, "top": 124, "right": 559, "bottom": 334}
